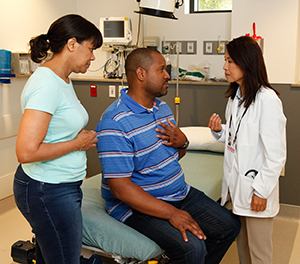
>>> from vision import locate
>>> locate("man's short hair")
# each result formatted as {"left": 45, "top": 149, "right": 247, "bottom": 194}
{"left": 125, "top": 48, "right": 161, "bottom": 77}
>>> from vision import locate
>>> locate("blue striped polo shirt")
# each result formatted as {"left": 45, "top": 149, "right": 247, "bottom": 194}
{"left": 95, "top": 89, "right": 190, "bottom": 222}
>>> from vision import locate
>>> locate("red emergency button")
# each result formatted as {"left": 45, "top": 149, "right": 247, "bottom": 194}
{"left": 90, "top": 84, "right": 97, "bottom": 97}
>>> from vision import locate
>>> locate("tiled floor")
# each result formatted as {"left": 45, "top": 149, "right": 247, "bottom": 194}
{"left": 1, "top": 195, "right": 299, "bottom": 264}
{"left": 220, "top": 214, "right": 300, "bottom": 264}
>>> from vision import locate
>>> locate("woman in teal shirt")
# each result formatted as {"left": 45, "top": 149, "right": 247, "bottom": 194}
{"left": 14, "top": 14, "right": 102, "bottom": 264}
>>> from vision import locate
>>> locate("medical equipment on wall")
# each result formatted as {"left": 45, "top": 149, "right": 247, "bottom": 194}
{"left": 0, "top": 50, "right": 45, "bottom": 83}
{"left": 10, "top": 52, "right": 52, "bottom": 77}
{"left": 174, "top": 43, "right": 180, "bottom": 125}
{"left": 11, "top": 53, "right": 32, "bottom": 77}
{"left": 99, "top": 0, "right": 184, "bottom": 77}
{"left": 162, "top": 41, "right": 181, "bottom": 124}
{"left": 103, "top": 53, "right": 119, "bottom": 78}
{"left": 99, "top": 2, "right": 184, "bottom": 123}
{"left": 100, "top": 17, "right": 132, "bottom": 46}
{"left": 0, "top": 49, "right": 15, "bottom": 84}
{"left": 102, "top": 46, "right": 135, "bottom": 79}
{"left": 98, "top": 17, "right": 135, "bottom": 79}
{"left": 217, "top": 35, "right": 225, "bottom": 54}
{"left": 163, "top": 49, "right": 172, "bottom": 77}
{"left": 103, "top": 52, "right": 122, "bottom": 78}
{"left": 246, "top": 22, "right": 264, "bottom": 52}
{"left": 135, "top": 0, "right": 183, "bottom": 20}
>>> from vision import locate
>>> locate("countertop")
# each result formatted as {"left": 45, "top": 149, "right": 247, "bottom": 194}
{"left": 71, "top": 76, "right": 300, "bottom": 87}
{"left": 291, "top": 82, "right": 300, "bottom": 88}
{"left": 70, "top": 76, "right": 229, "bottom": 86}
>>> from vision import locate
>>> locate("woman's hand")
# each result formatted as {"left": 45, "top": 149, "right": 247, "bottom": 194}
{"left": 251, "top": 194, "right": 267, "bottom": 212}
{"left": 76, "top": 129, "right": 98, "bottom": 151}
{"left": 208, "top": 113, "right": 222, "bottom": 132}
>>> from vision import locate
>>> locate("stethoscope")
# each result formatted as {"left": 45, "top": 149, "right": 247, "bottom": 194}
{"left": 228, "top": 107, "right": 248, "bottom": 146}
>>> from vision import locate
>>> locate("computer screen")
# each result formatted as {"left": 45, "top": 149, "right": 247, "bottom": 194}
{"left": 104, "top": 21, "right": 124, "bottom": 38}
{"left": 100, "top": 17, "right": 132, "bottom": 45}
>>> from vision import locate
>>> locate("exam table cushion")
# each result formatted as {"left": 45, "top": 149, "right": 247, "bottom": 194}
{"left": 181, "top": 126, "right": 225, "bottom": 153}
{"left": 179, "top": 150, "right": 223, "bottom": 201}
{"left": 81, "top": 174, "right": 163, "bottom": 261}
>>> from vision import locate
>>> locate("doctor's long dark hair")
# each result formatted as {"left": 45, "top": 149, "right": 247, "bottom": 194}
{"left": 224, "top": 36, "right": 279, "bottom": 108}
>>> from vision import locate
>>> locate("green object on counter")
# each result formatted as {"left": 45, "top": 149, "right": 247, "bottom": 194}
{"left": 179, "top": 68, "right": 205, "bottom": 79}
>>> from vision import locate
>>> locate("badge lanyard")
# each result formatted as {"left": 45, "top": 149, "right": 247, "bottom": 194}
{"left": 227, "top": 107, "right": 248, "bottom": 152}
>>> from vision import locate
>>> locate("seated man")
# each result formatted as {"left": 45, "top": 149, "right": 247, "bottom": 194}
{"left": 95, "top": 48, "right": 240, "bottom": 264}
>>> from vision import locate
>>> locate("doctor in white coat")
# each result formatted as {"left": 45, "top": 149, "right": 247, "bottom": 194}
{"left": 208, "top": 36, "right": 286, "bottom": 264}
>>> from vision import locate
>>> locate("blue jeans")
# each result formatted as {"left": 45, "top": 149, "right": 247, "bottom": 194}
{"left": 125, "top": 187, "right": 240, "bottom": 264}
{"left": 13, "top": 165, "right": 83, "bottom": 264}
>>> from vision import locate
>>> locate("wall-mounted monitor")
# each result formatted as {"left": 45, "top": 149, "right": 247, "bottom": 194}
{"left": 100, "top": 17, "right": 132, "bottom": 45}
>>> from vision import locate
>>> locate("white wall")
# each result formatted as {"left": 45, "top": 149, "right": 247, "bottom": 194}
{"left": 231, "top": 0, "right": 300, "bottom": 84}
{"left": 0, "top": 0, "right": 77, "bottom": 51}
{"left": 0, "top": 79, "right": 26, "bottom": 199}
{"left": 0, "top": 0, "right": 77, "bottom": 200}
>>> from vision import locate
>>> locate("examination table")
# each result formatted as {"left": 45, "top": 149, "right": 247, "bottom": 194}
{"left": 81, "top": 127, "right": 225, "bottom": 263}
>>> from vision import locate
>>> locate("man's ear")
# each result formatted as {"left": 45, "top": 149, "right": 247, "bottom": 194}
{"left": 136, "top": 67, "right": 146, "bottom": 81}
{"left": 66, "top": 37, "right": 77, "bottom": 52}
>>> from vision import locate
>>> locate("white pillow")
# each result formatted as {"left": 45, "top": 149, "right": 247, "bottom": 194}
{"left": 180, "top": 126, "right": 225, "bottom": 153}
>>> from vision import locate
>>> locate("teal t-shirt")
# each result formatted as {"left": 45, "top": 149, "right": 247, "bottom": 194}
{"left": 21, "top": 67, "right": 88, "bottom": 183}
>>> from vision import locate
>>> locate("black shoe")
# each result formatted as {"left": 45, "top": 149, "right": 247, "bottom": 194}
{"left": 80, "top": 254, "right": 102, "bottom": 264}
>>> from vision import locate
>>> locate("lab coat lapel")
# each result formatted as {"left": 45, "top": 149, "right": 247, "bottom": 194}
{"left": 232, "top": 97, "right": 246, "bottom": 129}
{"left": 231, "top": 97, "right": 239, "bottom": 131}
{"left": 237, "top": 102, "right": 246, "bottom": 121}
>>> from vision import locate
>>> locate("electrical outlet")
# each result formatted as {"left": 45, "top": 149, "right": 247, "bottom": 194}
{"left": 109, "top": 85, "right": 116, "bottom": 98}
{"left": 187, "top": 42, "right": 194, "bottom": 53}
{"left": 205, "top": 42, "right": 213, "bottom": 54}
{"left": 203, "top": 40, "right": 227, "bottom": 55}
{"left": 177, "top": 42, "right": 182, "bottom": 53}
{"left": 162, "top": 40, "right": 197, "bottom": 55}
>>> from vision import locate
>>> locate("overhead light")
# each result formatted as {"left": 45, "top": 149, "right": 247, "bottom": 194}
{"left": 135, "top": 0, "right": 179, "bottom": 20}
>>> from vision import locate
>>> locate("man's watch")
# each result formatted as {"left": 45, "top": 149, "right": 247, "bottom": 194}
{"left": 178, "top": 139, "right": 189, "bottom": 149}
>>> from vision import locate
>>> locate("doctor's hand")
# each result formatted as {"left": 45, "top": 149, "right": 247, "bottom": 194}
{"left": 168, "top": 208, "right": 207, "bottom": 242}
{"left": 208, "top": 113, "right": 222, "bottom": 132}
{"left": 156, "top": 119, "right": 187, "bottom": 149}
{"left": 251, "top": 194, "right": 267, "bottom": 212}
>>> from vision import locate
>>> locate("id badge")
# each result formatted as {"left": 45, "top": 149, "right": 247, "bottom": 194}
{"left": 227, "top": 141, "right": 235, "bottom": 153}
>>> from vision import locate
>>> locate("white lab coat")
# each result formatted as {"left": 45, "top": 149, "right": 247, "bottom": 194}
{"left": 215, "top": 86, "right": 286, "bottom": 217}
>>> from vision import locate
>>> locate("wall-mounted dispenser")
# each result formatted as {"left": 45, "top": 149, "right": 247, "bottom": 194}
{"left": 11, "top": 52, "right": 32, "bottom": 77}
{"left": 0, "top": 49, "right": 15, "bottom": 84}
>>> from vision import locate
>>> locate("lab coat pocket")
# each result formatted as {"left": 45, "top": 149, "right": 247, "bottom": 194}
{"left": 235, "top": 173, "right": 254, "bottom": 210}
